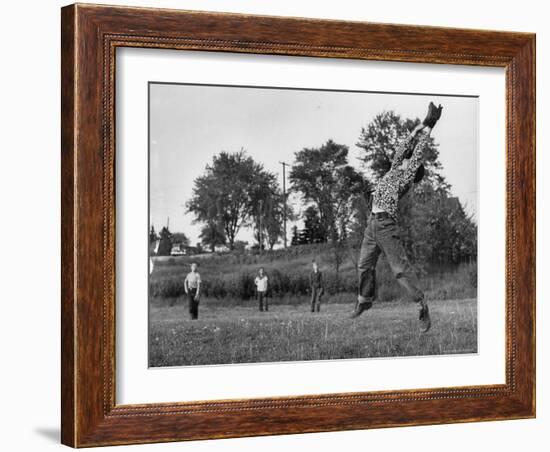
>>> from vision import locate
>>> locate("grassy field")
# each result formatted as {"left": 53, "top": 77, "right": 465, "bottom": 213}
{"left": 149, "top": 243, "right": 477, "bottom": 366}
{"left": 149, "top": 297, "right": 477, "bottom": 367}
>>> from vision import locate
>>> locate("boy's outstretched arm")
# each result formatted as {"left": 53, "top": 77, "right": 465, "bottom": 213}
{"left": 403, "top": 128, "right": 432, "bottom": 181}
{"left": 392, "top": 123, "right": 425, "bottom": 167}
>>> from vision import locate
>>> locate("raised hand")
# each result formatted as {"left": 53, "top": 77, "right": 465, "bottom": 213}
{"left": 422, "top": 102, "right": 443, "bottom": 128}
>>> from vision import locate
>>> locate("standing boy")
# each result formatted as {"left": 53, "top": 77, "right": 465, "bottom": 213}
{"left": 184, "top": 262, "right": 202, "bottom": 320}
{"left": 254, "top": 268, "right": 269, "bottom": 312}
{"left": 309, "top": 261, "right": 324, "bottom": 313}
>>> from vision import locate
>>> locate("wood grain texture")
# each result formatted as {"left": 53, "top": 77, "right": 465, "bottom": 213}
{"left": 60, "top": 5, "right": 76, "bottom": 447}
{"left": 60, "top": 3, "right": 536, "bottom": 447}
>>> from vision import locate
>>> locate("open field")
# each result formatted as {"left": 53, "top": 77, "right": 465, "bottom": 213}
{"left": 149, "top": 243, "right": 477, "bottom": 366}
{"left": 149, "top": 297, "right": 477, "bottom": 367}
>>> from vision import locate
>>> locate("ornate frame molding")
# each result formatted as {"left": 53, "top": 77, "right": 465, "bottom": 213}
{"left": 61, "top": 4, "right": 535, "bottom": 447}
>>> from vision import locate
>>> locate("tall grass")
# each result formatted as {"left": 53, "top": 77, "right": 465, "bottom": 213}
{"left": 150, "top": 244, "right": 477, "bottom": 303}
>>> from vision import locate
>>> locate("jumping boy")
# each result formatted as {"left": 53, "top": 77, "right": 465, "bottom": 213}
{"left": 350, "top": 102, "right": 443, "bottom": 333}
{"left": 309, "top": 261, "right": 324, "bottom": 313}
{"left": 184, "top": 262, "right": 202, "bottom": 320}
{"left": 254, "top": 267, "right": 269, "bottom": 312}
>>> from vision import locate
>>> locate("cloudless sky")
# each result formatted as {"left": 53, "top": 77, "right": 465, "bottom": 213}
{"left": 150, "top": 83, "right": 478, "bottom": 246}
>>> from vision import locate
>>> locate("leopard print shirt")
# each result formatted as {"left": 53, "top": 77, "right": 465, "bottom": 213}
{"left": 371, "top": 131, "right": 430, "bottom": 219}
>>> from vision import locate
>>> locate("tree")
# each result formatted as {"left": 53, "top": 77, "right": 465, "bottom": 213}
{"left": 171, "top": 232, "right": 190, "bottom": 247}
{"left": 297, "top": 229, "right": 310, "bottom": 245}
{"left": 356, "top": 111, "right": 447, "bottom": 189}
{"left": 302, "top": 205, "right": 324, "bottom": 244}
{"left": 290, "top": 140, "right": 369, "bottom": 243}
{"left": 149, "top": 225, "right": 158, "bottom": 245}
{"left": 195, "top": 242, "right": 204, "bottom": 254}
{"left": 248, "top": 171, "right": 282, "bottom": 250}
{"left": 199, "top": 222, "right": 226, "bottom": 252}
{"left": 263, "top": 193, "right": 285, "bottom": 250}
{"left": 255, "top": 190, "right": 295, "bottom": 250}
{"left": 403, "top": 186, "right": 477, "bottom": 266}
{"left": 187, "top": 150, "right": 277, "bottom": 250}
{"left": 290, "top": 225, "right": 299, "bottom": 246}
{"left": 157, "top": 226, "right": 172, "bottom": 256}
{"left": 233, "top": 240, "right": 248, "bottom": 253}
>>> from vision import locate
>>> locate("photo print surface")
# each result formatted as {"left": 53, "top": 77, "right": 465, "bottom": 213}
{"left": 148, "top": 82, "right": 478, "bottom": 367}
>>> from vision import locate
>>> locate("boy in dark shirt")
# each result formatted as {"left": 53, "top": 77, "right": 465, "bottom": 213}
{"left": 309, "top": 261, "right": 324, "bottom": 313}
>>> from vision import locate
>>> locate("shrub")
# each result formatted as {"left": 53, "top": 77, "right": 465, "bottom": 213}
{"left": 149, "top": 244, "right": 477, "bottom": 303}
{"left": 150, "top": 278, "right": 186, "bottom": 298}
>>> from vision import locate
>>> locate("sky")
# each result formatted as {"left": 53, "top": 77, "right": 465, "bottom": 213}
{"left": 149, "top": 83, "right": 478, "bottom": 246}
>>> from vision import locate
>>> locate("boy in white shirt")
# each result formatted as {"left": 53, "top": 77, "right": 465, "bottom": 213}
{"left": 254, "top": 267, "right": 269, "bottom": 312}
{"left": 184, "top": 262, "right": 202, "bottom": 320}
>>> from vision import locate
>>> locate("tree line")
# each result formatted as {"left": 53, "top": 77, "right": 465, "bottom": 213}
{"left": 179, "top": 111, "right": 477, "bottom": 268}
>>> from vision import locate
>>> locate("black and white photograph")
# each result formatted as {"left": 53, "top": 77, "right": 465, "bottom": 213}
{"left": 2, "top": 0, "right": 543, "bottom": 450}
{"left": 148, "top": 82, "right": 478, "bottom": 367}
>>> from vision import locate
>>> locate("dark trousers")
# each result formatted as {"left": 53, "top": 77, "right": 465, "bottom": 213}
{"left": 258, "top": 291, "right": 268, "bottom": 311}
{"left": 188, "top": 288, "right": 199, "bottom": 319}
{"left": 357, "top": 214, "right": 423, "bottom": 305}
{"left": 310, "top": 287, "right": 323, "bottom": 312}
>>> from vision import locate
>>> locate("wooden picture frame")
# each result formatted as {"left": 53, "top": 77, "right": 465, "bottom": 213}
{"left": 61, "top": 3, "right": 535, "bottom": 447}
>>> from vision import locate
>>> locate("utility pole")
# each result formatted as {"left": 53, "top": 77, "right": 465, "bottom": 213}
{"left": 279, "top": 161, "right": 290, "bottom": 248}
{"left": 258, "top": 199, "right": 263, "bottom": 254}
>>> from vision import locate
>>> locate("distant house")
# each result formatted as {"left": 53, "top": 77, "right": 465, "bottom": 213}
{"left": 170, "top": 243, "right": 201, "bottom": 256}
{"left": 170, "top": 244, "right": 185, "bottom": 256}
{"left": 214, "top": 244, "right": 230, "bottom": 253}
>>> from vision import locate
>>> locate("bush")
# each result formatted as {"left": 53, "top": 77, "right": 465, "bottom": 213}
{"left": 150, "top": 278, "right": 186, "bottom": 298}
{"left": 149, "top": 244, "right": 477, "bottom": 303}
{"left": 468, "top": 262, "right": 478, "bottom": 288}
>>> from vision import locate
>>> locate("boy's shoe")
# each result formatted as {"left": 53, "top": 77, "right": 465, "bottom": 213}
{"left": 418, "top": 302, "right": 431, "bottom": 333}
{"left": 350, "top": 301, "right": 372, "bottom": 319}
